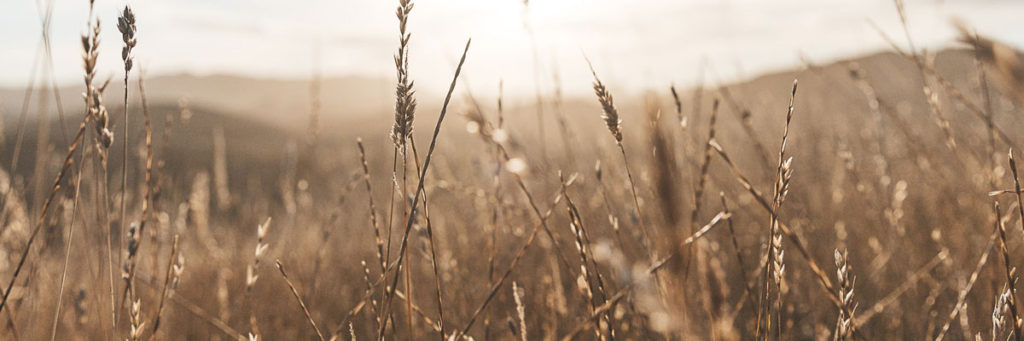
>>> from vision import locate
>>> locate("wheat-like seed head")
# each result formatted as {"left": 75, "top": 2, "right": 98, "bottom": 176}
{"left": 81, "top": 19, "right": 113, "bottom": 148}
{"left": 122, "top": 223, "right": 141, "bottom": 281}
{"left": 172, "top": 255, "right": 185, "bottom": 289}
{"left": 129, "top": 297, "right": 145, "bottom": 341}
{"left": 247, "top": 217, "right": 272, "bottom": 290}
{"left": 772, "top": 228, "right": 785, "bottom": 285}
{"left": 81, "top": 24, "right": 98, "bottom": 95}
{"left": 569, "top": 216, "right": 592, "bottom": 301}
{"left": 994, "top": 286, "right": 1012, "bottom": 335}
{"left": 357, "top": 138, "right": 386, "bottom": 272}
{"left": 117, "top": 6, "right": 136, "bottom": 73}
{"left": 955, "top": 22, "right": 1024, "bottom": 105}
{"left": 390, "top": 0, "right": 416, "bottom": 148}
{"left": 513, "top": 281, "right": 527, "bottom": 341}
{"left": 834, "top": 249, "right": 857, "bottom": 341}
{"left": 585, "top": 59, "right": 622, "bottom": 142}
{"left": 778, "top": 157, "right": 794, "bottom": 204}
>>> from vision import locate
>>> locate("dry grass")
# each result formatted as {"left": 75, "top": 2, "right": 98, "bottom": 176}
{"left": 4, "top": 1, "right": 1024, "bottom": 340}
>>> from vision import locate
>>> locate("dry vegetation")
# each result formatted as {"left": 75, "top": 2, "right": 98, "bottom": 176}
{"left": 3, "top": 0, "right": 1024, "bottom": 340}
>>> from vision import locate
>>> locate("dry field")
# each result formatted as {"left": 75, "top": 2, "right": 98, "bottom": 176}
{"left": 1, "top": 1, "right": 1024, "bottom": 340}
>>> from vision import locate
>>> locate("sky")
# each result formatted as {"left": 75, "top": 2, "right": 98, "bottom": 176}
{"left": 1, "top": 0, "right": 1022, "bottom": 98}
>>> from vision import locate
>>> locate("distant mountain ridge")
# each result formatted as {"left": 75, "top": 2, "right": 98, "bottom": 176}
{"left": 0, "top": 48, "right": 988, "bottom": 143}
{"left": 0, "top": 74, "right": 391, "bottom": 132}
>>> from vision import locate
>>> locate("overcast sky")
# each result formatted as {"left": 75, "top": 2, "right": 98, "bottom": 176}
{"left": 2, "top": 0, "right": 1022, "bottom": 97}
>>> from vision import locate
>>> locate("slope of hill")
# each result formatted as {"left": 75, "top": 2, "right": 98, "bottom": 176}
{"left": 0, "top": 74, "right": 391, "bottom": 132}
{"left": 0, "top": 104, "right": 297, "bottom": 204}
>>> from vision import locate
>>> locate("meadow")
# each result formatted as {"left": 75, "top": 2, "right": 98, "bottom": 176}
{"left": 2, "top": 0, "right": 1024, "bottom": 340}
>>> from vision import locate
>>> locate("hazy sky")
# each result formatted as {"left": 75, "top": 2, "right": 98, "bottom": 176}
{"left": 2, "top": 0, "right": 1022, "bottom": 97}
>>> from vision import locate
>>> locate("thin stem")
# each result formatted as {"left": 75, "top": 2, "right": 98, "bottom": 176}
{"left": 379, "top": 39, "right": 470, "bottom": 340}
{"left": 276, "top": 260, "right": 326, "bottom": 341}
{"left": 409, "top": 137, "right": 446, "bottom": 339}
{"left": 49, "top": 129, "right": 88, "bottom": 341}
{"left": 617, "top": 142, "right": 653, "bottom": 259}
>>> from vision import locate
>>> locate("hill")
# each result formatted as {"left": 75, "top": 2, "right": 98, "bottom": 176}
{"left": 0, "top": 74, "right": 391, "bottom": 132}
